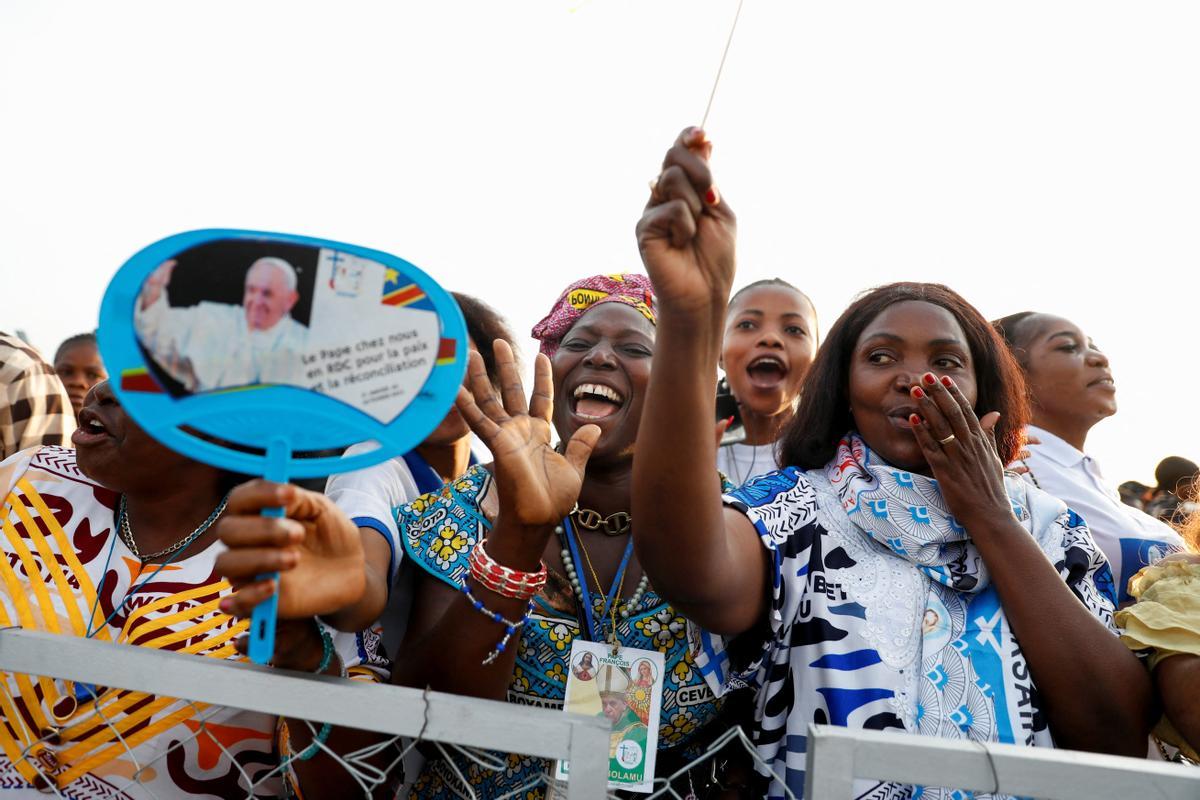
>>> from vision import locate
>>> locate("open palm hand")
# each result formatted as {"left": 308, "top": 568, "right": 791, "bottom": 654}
{"left": 456, "top": 340, "right": 600, "bottom": 529}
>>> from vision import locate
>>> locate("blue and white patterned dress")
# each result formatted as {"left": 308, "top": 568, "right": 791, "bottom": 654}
{"left": 693, "top": 437, "right": 1118, "bottom": 800}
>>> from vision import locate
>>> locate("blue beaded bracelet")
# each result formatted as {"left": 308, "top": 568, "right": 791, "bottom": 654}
{"left": 459, "top": 583, "right": 534, "bottom": 665}
{"left": 312, "top": 619, "right": 335, "bottom": 675}
{"left": 293, "top": 721, "right": 332, "bottom": 762}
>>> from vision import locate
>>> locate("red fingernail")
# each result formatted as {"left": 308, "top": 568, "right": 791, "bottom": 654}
{"left": 909, "top": 414, "right": 922, "bottom": 425}
{"left": 941, "top": 376, "right": 953, "bottom": 387}
{"left": 689, "top": 127, "right": 708, "bottom": 144}
{"left": 725, "top": 416, "right": 736, "bottom": 426}
{"left": 923, "top": 373, "right": 936, "bottom": 385}
{"left": 912, "top": 387, "right": 925, "bottom": 399}
{"left": 705, "top": 187, "right": 720, "bottom": 206}
{"left": 219, "top": 598, "right": 233, "bottom": 613}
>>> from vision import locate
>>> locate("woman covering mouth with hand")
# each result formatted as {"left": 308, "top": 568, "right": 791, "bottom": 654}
{"left": 631, "top": 127, "right": 1153, "bottom": 799}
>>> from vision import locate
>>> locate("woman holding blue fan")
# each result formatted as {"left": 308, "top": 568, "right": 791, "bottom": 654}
{"left": 629, "top": 127, "right": 1155, "bottom": 799}
{"left": 0, "top": 380, "right": 390, "bottom": 798}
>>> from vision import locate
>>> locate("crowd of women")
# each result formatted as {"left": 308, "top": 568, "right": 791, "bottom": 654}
{"left": 2, "top": 128, "right": 1198, "bottom": 799}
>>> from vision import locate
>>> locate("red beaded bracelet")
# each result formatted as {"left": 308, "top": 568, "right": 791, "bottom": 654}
{"left": 468, "top": 541, "right": 548, "bottom": 600}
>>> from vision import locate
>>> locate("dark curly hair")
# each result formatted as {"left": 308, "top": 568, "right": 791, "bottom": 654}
{"left": 778, "top": 282, "right": 1030, "bottom": 470}
{"left": 452, "top": 292, "right": 517, "bottom": 388}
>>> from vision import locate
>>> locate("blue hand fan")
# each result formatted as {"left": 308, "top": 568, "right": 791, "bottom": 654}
{"left": 99, "top": 229, "right": 467, "bottom": 663}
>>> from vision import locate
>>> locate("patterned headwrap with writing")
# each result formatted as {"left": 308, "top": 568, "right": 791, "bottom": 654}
{"left": 530, "top": 273, "right": 657, "bottom": 357}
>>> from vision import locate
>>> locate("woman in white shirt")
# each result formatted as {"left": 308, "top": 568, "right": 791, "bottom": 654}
{"left": 994, "top": 311, "right": 1183, "bottom": 602}
{"left": 717, "top": 279, "right": 817, "bottom": 487}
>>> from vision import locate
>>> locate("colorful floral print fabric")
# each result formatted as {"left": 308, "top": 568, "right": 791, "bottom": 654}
{"left": 398, "top": 465, "right": 722, "bottom": 799}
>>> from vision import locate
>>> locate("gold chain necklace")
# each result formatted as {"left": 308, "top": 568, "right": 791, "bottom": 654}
{"left": 119, "top": 493, "right": 230, "bottom": 562}
{"left": 570, "top": 504, "right": 631, "bottom": 537}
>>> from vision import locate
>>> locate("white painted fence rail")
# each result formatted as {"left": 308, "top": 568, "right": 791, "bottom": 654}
{"left": 805, "top": 723, "right": 1200, "bottom": 799}
{"left": 0, "top": 628, "right": 611, "bottom": 798}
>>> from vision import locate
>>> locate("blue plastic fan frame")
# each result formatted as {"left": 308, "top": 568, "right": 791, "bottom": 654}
{"left": 98, "top": 229, "right": 468, "bottom": 663}
{"left": 99, "top": 229, "right": 467, "bottom": 479}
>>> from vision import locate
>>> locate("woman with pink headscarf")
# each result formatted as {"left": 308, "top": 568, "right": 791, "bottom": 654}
{"left": 389, "top": 273, "right": 754, "bottom": 798}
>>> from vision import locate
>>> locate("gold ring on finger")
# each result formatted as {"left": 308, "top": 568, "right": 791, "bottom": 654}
{"left": 939, "top": 434, "right": 957, "bottom": 446}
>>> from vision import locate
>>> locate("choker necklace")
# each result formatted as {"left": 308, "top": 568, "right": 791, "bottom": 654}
{"left": 119, "top": 493, "right": 230, "bottom": 562}
{"left": 570, "top": 505, "right": 631, "bottom": 537}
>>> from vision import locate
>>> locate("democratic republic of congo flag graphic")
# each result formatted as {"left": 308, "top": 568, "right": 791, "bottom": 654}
{"left": 381, "top": 267, "right": 436, "bottom": 312}
{"left": 120, "top": 367, "right": 164, "bottom": 393}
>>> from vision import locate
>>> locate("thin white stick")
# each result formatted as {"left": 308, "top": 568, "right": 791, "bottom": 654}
{"left": 700, "top": 0, "right": 746, "bottom": 130}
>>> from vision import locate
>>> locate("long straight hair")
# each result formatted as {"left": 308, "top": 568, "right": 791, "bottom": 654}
{"left": 778, "top": 282, "right": 1030, "bottom": 470}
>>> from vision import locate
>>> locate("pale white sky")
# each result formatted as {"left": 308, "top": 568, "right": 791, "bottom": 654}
{"left": 2, "top": 1, "right": 1196, "bottom": 484}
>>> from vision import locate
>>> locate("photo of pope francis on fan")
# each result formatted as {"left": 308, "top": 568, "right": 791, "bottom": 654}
{"left": 134, "top": 244, "right": 314, "bottom": 394}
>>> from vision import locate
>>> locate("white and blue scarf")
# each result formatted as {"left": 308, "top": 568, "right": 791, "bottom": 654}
{"left": 694, "top": 434, "right": 1118, "bottom": 799}
{"left": 827, "top": 434, "right": 1106, "bottom": 748}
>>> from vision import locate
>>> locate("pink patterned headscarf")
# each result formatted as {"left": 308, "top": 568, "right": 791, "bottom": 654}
{"left": 531, "top": 273, "right": 657, "bottom": 357}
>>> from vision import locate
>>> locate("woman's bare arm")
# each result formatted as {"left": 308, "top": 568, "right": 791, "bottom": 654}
{"left": 631, "top": 128, "right": 767, "bottom": 636}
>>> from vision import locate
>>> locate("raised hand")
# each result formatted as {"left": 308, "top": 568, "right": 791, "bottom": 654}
{"left": 636, "top": 127, "right": 737, "bottom": 318}
{"left": 139, "top": 259, "right": 176, "bottom": 310}
{"left": 161, "top": 346, "right": 199, "bottom": 392}
{"left": 456, "top": 339, "right": 600, "bottom": 530}
{"left": 906, "top": 373, "right": 1013, "bottom": 531}
{"left": 215, "top": 480, "right": 366, "bottom": 619}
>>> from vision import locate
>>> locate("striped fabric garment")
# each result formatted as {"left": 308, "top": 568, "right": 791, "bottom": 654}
{"left": 0, "top": 446, "right": 386, "bottom": 799}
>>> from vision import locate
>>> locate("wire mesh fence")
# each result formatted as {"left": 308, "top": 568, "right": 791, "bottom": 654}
{"left": 4, "top": 627, "right": 1197, "bottom": 799}
{"left": 0, "top": 628, "right": 611, "bottom": 798}
{"left": 0, "top": 627, "right": 791, "bottom": 799}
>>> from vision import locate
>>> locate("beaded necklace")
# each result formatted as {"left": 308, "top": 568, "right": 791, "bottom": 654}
{"left": 556, "top": 512, "right": 649, "bottom": 644}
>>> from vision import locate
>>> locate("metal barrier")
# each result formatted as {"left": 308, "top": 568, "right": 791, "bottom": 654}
{"left": 10, "top": 628, "right": 1197, "bottom": 799}
{"left": 805, "top": 723, "right": 1200, "bottom": 799}
{"left": 0, "top": 628, "right": 611, "bottom": 798}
